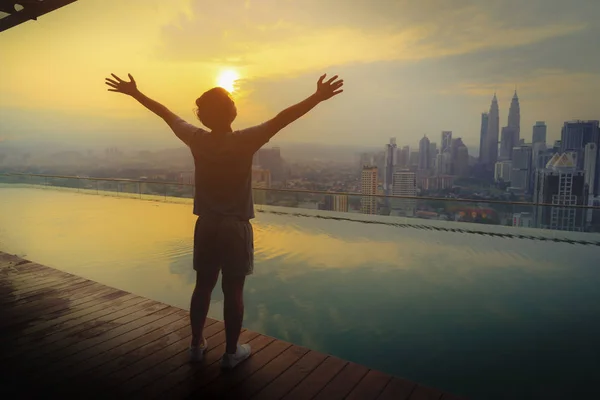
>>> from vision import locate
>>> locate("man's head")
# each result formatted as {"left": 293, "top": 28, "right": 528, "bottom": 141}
{"left": 195, "top": 87, "right": 237, "bottom": 131}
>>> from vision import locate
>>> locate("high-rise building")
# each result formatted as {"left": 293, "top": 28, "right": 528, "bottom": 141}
{"left": 429, "top": 142, "right": 438, "bottom": 167}
{"left": 507, "top": 90, "right": 521, "bottom": 142}
{"left": 409, "top": 151, "right": 419, "bottom": 168}
{"left": 324, "top": 194, "right": 349, "bottom": 212}
{"left": 392, "top": 170, "right": 417, "bottom": 216}
{"left": 441, "top": 131, "right": 452, "bottom": 154}
{"left": 479, "top": 113, "right": 488, "bottom": 162}
{"left": 399, "top": 146, "right": 410, "bottom": 168}
{"left": 482, "top": 94, "right": 500, "bottom": 170}
{"left": 533, "top": 153, "right": 587, "bottom": 231}
{"left": 383, "top": 138, "right": 397, "bottom": 195}
{"left": 499, "top": 126, "right": 518, "bottom": 160}
{"left": 511, "top": 145, "right": 533, "bottom": 192}
{"left": 254, "top": 147, "right": 285, "bottom": 181}
{"left": 418, "top": 136, "right": 431, "bottom": 170}
{"left": 584, "top": 143, "right": 597, "bottom": 198}
{"left": 495, "top": 161, "right": 512, "bottom": 183}
{"left": 560, "top": 120, "right": 600, "bottom": 195}
{"left": 436, "top": 152, "right": 452, "bottom": 175}
{"left": 450, "top": 138, "right": 469, "bottom": 177}
{"left": 532, "top": 121, "right": 547, "bottom": 145}
{"left": 361, "top": 166, "right": 378, "bottom": 215}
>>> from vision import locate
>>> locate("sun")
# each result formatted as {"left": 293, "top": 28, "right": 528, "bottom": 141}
{"left": 216, "top": 69, "right": 240, "bottom": 93}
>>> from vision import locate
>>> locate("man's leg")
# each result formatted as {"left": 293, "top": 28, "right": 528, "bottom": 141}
{"left": 190, "top": 215, "right": 220, "bottom": 347}
{"left": 190, "top": 269, "right": 220, "bottom": 347}
{"left": 222, "top": 274, "right": 246, "bottom": 354}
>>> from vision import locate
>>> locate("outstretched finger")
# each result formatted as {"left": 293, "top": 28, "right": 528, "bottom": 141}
{"left": 318, "top": 74, "right": 326, "bottom": 85}
{"left": 111, "top": 73, "right": 123, "bottom": 82}
{"left": 128, "top": 73, "right": 136, "bottom": 84}
{"left": 325, "top": 75, "right": 338, "bottom": 84}
{"left": 332, "top": 80, "right": 344, "bottom": 88}
{"left": 105, "top": 78, "right": 119, "bottom": 85}
{"left": 332, "top": 89, "right": 343, "bottom": 96}
{"left": 107, "top": 89, "right": 120, "bottom": 92}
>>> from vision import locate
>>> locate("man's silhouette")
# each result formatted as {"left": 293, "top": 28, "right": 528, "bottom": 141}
{"left": 105, "top": 72, "right": 344, "bottom": 368}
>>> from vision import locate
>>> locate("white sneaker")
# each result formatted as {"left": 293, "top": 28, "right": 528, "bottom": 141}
{"left": 189, "top": 338, "right": 208, "bottom": 363}
{"left": 220, "top": 344, "right": 252, "bottom": 369}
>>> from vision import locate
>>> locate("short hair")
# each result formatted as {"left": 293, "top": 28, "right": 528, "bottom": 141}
{"left": 195, "top": 87, "right": 236, "bottom": 130}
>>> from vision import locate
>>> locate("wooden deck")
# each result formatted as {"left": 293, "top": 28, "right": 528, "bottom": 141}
{"left": 0, "top": 251, "right": 465, "bottom": 400}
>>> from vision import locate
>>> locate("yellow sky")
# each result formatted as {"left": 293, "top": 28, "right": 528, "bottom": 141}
{"left": 1, "top": 0, "right": 598, "bottom": 147}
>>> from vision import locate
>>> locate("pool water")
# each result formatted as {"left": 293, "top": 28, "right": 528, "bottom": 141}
{"left": 1, "top": 185, "right": 599, "bottom": 399}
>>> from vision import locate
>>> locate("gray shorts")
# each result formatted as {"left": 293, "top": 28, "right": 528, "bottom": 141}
{"left": 193, "top": 215, "right": 254, "bottom": 277}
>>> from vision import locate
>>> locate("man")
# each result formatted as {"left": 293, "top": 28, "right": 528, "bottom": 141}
{"left": 105, "top": 72, "right": 344, "bottom": 369}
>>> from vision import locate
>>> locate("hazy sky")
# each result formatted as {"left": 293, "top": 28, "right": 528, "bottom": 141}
{"left": 1, "top": 0, "right": 599, "bottom": 151}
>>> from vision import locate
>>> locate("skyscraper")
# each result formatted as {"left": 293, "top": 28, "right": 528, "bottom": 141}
{"left": 532, "top": 121, "right": 547, "bottom": 145}
{"left": 511, "top": 145, "right": 533, "bottom": 192}
{"left": 507, "top": 90, "right": 521, "bottom": 142}
{"left": 479, "top": 113, "right": 488, "bottom": 162}
{"left": 533, "top": 153, "right": 587, "bottom": 231}
{"left": 392, "top": 170, "right": 417, "bottom": 216}
{"left": 418, "top": 136, "right": 431, "bottom": 171}
{"left": 450, "top": 138, "right": 469, "bottom": 177}
{"left": 495, "top": 161, "right": 512, "bottom": 183}
{"left": 361, "top": 166, "right": 378, "bottom": 215}
{"left": 429, "top": 142, "right": 438, "bottom": 167}
{"left": 560, "top": 120, "right": 600, "bottom": 195}
{"left": 584, "top": 143, "right": 597, "bottom": 198}
{"left": 499, "top": 126, "right": 518, "bottom": 160}
{"left": 399, "top": 146, "right": 410, "bottom": 168}
{"left": 441, "top": 131, "right": 452, "bottom": 154}
{"left": 483, "top": 94, "right": 500, "bottom": 170}
{"left": 383, "top": 138, "right": 397, "bottom": 195}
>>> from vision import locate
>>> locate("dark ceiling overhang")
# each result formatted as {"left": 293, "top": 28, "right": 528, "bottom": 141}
{"left": 0, "top": 0, "right": 77, "bottom": 33}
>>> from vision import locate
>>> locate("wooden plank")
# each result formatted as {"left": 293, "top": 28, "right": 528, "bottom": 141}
{"left": 34, "top": 307, "right": 186, "bottom": 388}
{"left": 251, "top": 350, "right": 328, "bottom": 400}
{"left": 1, "top": 267, "right": 74, "bottom": 289}
{"left": 0, "top": 281, "right": 102, "bottom": 328}
{"left": 135, "top": 330, "right": 259, "bottom": 399}
{"left": 282, "top": 356, "right": 348, "bottom": 400}
{"left": 59, "top": 313, "right": 192, "bottom": 381}
{"left": 159, "top": 331, "right": 269, "bottom": 400}
{"left": 377, "top": 377, "right": 417, "bottom": 400}
{"left": 0, "top": 296, "right": 150, "bottom": 362}
{"left": 312, "top": 362, "right": 370, "bottom": 400}
{"left": 0, "top": 252, "right": 29, "bottom": 266}
{"left": 0, "top": 290, "right": 135, "bottom": 350}
{"left": 226, "top": 344, "right": 310, "bottom": 399}
{"left": 77, "top": 324, "right": 193, "bottom": 380}
{"left": 346, "top": 370, "right": 393, "bottom": 400}
{"left": 25, "top": 301, "right": 172, "bottom": 369}
{"left": 407, "top": 385, "right": 444, "bottom": 400}
{"left": 1, "top": 264, "right": 65, "bottom": 282}
{"left": 1, "top": 298, "right": 157, "bottom": 367}
{"left": 104, "top": 320, "right": 227, "bottom": 395}
{"left": 199, "top": 335, "right": 290, "bottom": 398}
{"left": 0, "top": 276, "right": 89, "bottom": 305}
{"left": 1, "top": 285, "right": 122, "bottom": 334}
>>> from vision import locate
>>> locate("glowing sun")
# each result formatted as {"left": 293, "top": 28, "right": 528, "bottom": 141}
{"left": 216, "top": 69, "right": 240, "bottom": 93}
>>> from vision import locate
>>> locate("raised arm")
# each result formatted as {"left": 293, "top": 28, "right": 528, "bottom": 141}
{"left": 265, "top": 74, "right": 344, "bottom": 135}
{"left": 105, "top": 73, "right": 198, "bottom": 146}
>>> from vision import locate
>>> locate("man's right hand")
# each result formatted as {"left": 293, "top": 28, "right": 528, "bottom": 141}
{"left": 314, "top": 74, "right": 344, "bottom": 101}
{"left": 105, "top": 73, "right": 139, "bottom": 96}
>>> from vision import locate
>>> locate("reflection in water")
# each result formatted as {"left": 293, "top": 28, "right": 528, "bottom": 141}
{"left": 1, "top": 186, "right": 599, "bottom": 399}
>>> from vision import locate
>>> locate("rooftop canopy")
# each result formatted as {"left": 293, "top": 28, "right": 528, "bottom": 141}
{"left": 0, "top": 0, "right": 76, "bottom": 32}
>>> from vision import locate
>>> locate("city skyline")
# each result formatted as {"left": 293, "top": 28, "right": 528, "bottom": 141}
{"left": 1, "top": 0, "right": 599, "bottom": 149}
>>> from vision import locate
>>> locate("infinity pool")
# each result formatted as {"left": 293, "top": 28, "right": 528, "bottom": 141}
{"left": 1, "top": 185, "right": 599, "bottom": 399}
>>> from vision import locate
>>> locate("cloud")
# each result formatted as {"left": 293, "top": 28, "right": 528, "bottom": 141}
{"left": 156, "top": 0, "right": 587, "bottom": 78}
